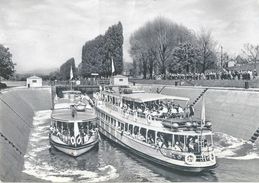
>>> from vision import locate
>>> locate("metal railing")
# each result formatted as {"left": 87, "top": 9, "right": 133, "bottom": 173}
{"left": 101, "top": 101, "right": 210, "bottom": 130}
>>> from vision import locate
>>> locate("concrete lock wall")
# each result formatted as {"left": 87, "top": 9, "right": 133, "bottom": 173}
{"left": 0, "top": 87, "right": 52, "bottom": 181}
{"left": 137, "top": 85, "right": 259, "bottom": 142}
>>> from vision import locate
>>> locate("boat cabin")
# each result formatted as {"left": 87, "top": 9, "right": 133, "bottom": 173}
{"left": 50, "top": 108, "right": 97, "bottom": 147}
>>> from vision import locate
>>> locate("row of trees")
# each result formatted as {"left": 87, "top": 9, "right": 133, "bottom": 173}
{"left": 80, "top": 22, "right": 123, "bottom": 77}
{"left": 129, "top": 17, "right": 219, "bottom": 79}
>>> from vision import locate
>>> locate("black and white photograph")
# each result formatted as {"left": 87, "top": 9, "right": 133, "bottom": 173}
{"left": 0, "top": 0, "right": 259, "bottom": 182}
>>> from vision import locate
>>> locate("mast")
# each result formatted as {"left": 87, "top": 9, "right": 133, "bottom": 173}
{"left": 70, "top": 64, "right": 73, "bottom": 90}
{"left": 111, "top": 56, "right": 115, "bottom": 76}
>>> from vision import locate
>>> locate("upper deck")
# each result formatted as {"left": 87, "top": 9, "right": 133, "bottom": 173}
{"left": 121, "top": 92, "right": 189, "bottom": 103}
{"left": 95, "top": 87, "right": 212, "bottom": 132}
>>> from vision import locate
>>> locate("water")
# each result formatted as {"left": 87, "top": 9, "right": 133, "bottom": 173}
{"left": 22, "top": 110, "right": 259, "bottom": 182}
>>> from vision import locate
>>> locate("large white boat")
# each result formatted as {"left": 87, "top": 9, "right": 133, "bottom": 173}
{"left": 94, "top": 85, "right": 216, "bottom": 172}
{"left": 49, "top": 90, "right": 99, "bottom": 157}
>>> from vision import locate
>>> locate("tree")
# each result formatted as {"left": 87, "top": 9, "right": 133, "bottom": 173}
{"left": 49, "top": 70, "right": 62, "bottom": 81}
{"left": 81, "top": 22, "right": 123, "bottom": 77}
{"left": 170, "top": 42, "right": 199, "bottom": 73}
{"left": 242, "top": 43, "right": 259, "bottom": 69}
{"left": 0, "top": 44, "right": 15, "bottom": 79}
{"left": 60, "top": 58, "right": 76, "bottom": 80}
{"left": 129, "top": 17, "right": 196, "bottom": 79}
{"left": 197, "top": 29, "right": 218, "bottom": 73}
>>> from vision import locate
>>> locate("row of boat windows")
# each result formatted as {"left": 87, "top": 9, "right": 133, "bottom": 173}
{"left": 50, "top": 120, "right": 97, "bottom": 145}
{"left": 97, "top": 111, "right": 213, "bottom": 154}
{"left": 51, "top": 120, "right": 96, "bottom": 136}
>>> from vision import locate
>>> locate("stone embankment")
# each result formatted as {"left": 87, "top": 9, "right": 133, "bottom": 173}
{"left": 0, "top": 87, "right": 52, "bottom": 181}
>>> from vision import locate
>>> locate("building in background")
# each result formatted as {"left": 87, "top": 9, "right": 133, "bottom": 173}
{"left": 110, "top": 75, "right": 128, "bottom": 86}
{"left": 26, "top": 75, "right": 42, "bottom": 87}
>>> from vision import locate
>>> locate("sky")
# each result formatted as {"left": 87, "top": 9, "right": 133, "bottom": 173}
{"left": 0, "top": 0, "right": 259, "bottom": 73}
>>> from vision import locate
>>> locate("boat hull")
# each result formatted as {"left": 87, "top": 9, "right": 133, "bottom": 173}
{"left": 49, "top": 137, "right": 98, "bottom": 157}
{"left": 98, "top": 125, "right": 216, "bottom": 173}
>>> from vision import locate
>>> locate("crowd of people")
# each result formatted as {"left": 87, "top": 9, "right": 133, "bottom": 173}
{"left": 154, "top": 69, "right": 257, "bottom": 81}
{"left": 122, "top": 100, "right": 194, "bottom": 120}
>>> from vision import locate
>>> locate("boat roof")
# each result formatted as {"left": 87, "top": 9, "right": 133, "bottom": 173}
{"left": 62, "top": 90, "right": 81, "bottom": 94}
{"left": 121, "top": 93, "right": 189, "bottom": 103}
{"left": 51, "top": 108, "right": 96, "bottom": 122}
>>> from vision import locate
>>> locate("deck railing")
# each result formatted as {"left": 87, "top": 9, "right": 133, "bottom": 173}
{"left": 101, "top": 101, "right": 211, "bottom": 130}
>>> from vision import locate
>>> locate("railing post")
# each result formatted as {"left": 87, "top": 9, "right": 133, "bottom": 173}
{"left": 146, "top": 129, "right": 148, "bottom": 143}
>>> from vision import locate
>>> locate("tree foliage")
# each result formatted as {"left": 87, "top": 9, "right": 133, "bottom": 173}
{"left": 129, "top": 18, "right": 219, "bottom": 78}
{"left": 197, "top": 29, "right": 218, "bottom": 73}
{"left": 60, "top": 57, "right": 76, "bottom": 80}
{"left": 80, "top": 22, "right": 123, "bottom": 77}
{"left": 242, "top": 43, "right": 259, "bottom": 69}
{"left": 170, "top": 42, "right": 199, "bottom": 73}
{"left": 0, "top": 44, "right": 15, "bottom": 79}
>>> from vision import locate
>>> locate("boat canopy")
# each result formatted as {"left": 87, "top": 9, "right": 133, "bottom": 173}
{"left": 121, "top": 93, "right": 189, "bottom": 103}
{"left": 51, "top": 108, "right": 95, "bottom": 122}
{"left": 62, "top": 90, "right": 81, "bottom": 94}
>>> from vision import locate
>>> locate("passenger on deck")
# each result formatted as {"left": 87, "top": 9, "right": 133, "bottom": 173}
{"left": 173, "top": 142, "right": 182, "bottom": 151}
{"left": 184, "top": 105, "right": 191, "bottom": 118}
{"left": 189, "top": 104, "right": 195, "bottom": 118}
{"left": 188, "top": 138, "right": 194, "bottom": 152}
{"left": 170, "top": 105, "right": 178, "bottom": 118}
{"left": 177, "top": 105, "right": 184, "bottom": 118}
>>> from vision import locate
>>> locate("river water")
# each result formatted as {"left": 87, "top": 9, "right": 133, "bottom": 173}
{"left": 22, "top": 110, "right": 259, "bottom": 182}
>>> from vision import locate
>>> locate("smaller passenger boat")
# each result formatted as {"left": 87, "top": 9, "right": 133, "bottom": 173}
{"left": 49, "top": 90, "right": 98, "bottom": 156}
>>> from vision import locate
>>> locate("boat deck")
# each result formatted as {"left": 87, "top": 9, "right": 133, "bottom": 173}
{"left": 51, "top": 108, "right": 96, "bottom": 122}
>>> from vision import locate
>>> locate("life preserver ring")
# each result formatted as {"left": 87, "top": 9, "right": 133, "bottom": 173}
{"left": 71, "top": 136, "right": 76, "bottom": 145}
{"left": 147, "top": 114, "right": 152, "bottom": 123}
{"left": 76, "top": 136, "right": 82, "bottom": 145}
{"left": 185, "top": 153, "right": 196, "bottom": 165}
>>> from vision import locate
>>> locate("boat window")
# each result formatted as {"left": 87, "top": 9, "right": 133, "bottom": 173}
{"left": 147, "top": 130, "right": 155, "bottom": 145}
{"left": 67, "top": 123, "right": 74, "bottom": 136}
{"left": 125, "top": 123, "right": 128, "bottom": 131}
{"left": 113, "top": 119, "right": 116, "bottom": 127}
{"left": 118, "top": 121, "right": 121, "bottom": 127}
{"left": 156, "top": 132, "right": 171, "bottom": 148}
{"left": 111, "top": 118, "right": 114, "bottom": 126}
{"left": 129, "top": 124, "right": 133, "bottom": 134}
{"left": 172, "top": 135, "right": 186, "bottom": 152}
{"left": 140, "top": 128, "right": 147, "bottom": 142}
{"left": 185, "top": 135, "right": 200, "bottom": 153}
{"left": 121, "top": 123, "right": 124, "bottom": 130}
{"left": 202, "top": 135, "right": 213, "bottom": 148}
{"left": 133, "top": 126, "right": 139, "bottom": 135}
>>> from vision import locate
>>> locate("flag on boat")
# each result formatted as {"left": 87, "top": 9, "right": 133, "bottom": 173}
{"left": 201, "top": 96, "right": 206, "bottom": 127}
{"left": 74, "top": 121, "right": 80, "bottom": 140}
{"left": 70, "top": 65, "right": 73, "bottom": 80}
{"left": 111, "top": 57, "right": 115, "bottom": 74}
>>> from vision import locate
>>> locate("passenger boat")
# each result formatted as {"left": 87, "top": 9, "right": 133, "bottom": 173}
{"left": 49, "top": 90, "right": 99, "bottom": 157}
{"left": 94, "top": 84, "right": 216, "bottom": 172}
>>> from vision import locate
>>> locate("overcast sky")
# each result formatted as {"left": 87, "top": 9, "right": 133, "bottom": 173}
{"left": 0, "top": 0, "right": 259, "bottom": 73}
